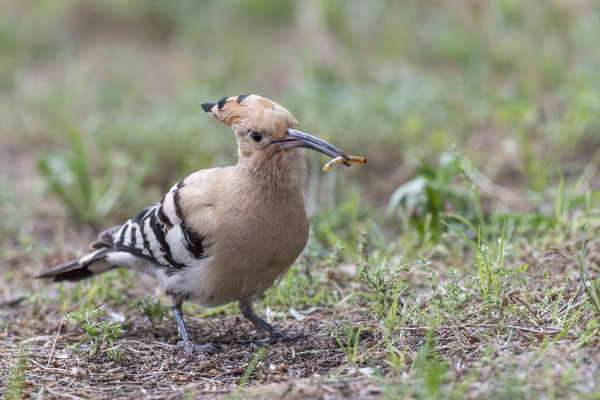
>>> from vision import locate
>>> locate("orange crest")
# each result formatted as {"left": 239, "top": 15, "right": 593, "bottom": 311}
{"left": 202, "top": 94, "right": 297, "bottom": 138}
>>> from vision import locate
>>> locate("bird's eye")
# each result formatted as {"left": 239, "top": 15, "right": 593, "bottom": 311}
{"left": 250, "top": 130, "right": 262, "bottom": 142}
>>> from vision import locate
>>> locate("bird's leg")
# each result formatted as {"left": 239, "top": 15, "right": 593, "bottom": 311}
{"left": 170, "top": 302, "right": 220, "bottom": 353}
{"left": 239, "top": 301, "right": 307, "bottom": 344}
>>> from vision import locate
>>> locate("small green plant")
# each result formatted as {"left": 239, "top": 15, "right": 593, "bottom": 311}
{"left": 388, "top": 153, "right": 472, "bottom": 240}
{"left": 443, "top": 219, "right": 512, "bottom": 318}
{"left": 128, "top": 295, "right": 169, "bottom": 328}
{"left": 575, "top": 318, "right": 600, "bottom": 349}
{"left": 554, "top": 170, "right": 600, "bottom": 225}
{"left": 357, "top": 233, "right": 409, "bottom": 312}
{"left": 38, "top": 129, "right": 117, "bottom": 224}
{"left": 37, "top": 129, "right": 152, "bottom": 224}
{"left": 358, "top": 258, "right": 410, "bottom": 330}
{"left": 421, "top": 263, "right": 470, "bottom": 319}
{"left": 237, "top": 346, "right": 267, "bottom": 387}
{"left": 442, "top": 268, "right": 470, "bottom": 316}
{"left": 357, "top": 227, "right": 412, "bottom": 369}
{"left": 410, "top": 330, "right": 448, "bottom": 399}
{"left": 66, "top": 307, "right": 125, "bottom": 362}
{"left": 329, "top": 323, "right": 364, "bottom": 371}
{"left": 357, "top": 247, "right": 412, "bottom": 372}
{"left": 579, "top": 227, "right": 600, "bottom": 318}
{"left": 385, "top": 329, "right": 451, "bottom": 399}
{"left": 5, "top": 350, "right": 28, "bottom": 400}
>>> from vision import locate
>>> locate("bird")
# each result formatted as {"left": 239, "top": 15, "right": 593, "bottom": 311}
{"left": 37, "top": 94, "right": 361, "bottom": 353}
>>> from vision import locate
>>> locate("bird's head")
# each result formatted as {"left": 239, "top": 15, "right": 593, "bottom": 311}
{"left": 201, "top": 94, "right": 345, "bottom": 163}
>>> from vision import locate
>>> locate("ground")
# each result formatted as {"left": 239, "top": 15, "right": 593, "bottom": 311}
{"left": 1, "top": 1, "right": 600, "bottom": 399}
{"left": 2, "top": 189, "right": 599, "bottom": 398}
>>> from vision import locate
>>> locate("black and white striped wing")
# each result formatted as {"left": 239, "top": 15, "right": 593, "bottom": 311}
{"left": 112, "top": 181, "right": 206, "bottom": 270}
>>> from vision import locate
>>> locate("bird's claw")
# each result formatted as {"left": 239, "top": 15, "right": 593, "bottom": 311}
{"left": 177, "top": 340, "right": 221, "bottom": 354}
{"left": 243, "top": 332, "right": 308, "bottom": 345}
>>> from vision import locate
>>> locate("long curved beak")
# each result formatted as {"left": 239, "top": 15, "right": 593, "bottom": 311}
{"left": 272, "top": 129, "right": 350, "bottom": 165}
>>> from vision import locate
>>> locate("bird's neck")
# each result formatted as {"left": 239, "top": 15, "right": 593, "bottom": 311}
{"left": 236, "top": 149, "right": 308, "bottom": 194}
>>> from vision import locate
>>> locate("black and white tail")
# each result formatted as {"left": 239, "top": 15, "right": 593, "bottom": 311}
{"left": 36, "top": 248, "right": 116, "bottom": 281}
{"left": 36, "top": 227, "right": 119, "bottom": 282}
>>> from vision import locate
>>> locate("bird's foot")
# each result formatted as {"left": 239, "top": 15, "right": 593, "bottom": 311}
{"left": 243, "top": 331, "right": 308, "bottom": 345}
{"left": 177, "top": 340, "right": 221, "bottom": 354}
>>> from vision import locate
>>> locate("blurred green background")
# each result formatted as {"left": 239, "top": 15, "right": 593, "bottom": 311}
{"left": 1, "top": 0, "right": 599, "bottom": 246}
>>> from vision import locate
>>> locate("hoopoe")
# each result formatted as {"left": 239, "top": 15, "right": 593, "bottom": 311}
{"left": 37, "top": 94, "right": 365, "bottom": 353}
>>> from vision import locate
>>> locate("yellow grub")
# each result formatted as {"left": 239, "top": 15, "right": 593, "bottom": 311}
{"left": 323, "top": 155, "right": 367, "bottom": 173}
{"left": 322, "top": 156, "right": 345, "bottom": 172}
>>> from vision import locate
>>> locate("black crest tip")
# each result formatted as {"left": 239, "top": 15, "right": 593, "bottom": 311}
{"left": 237, "top": 94, "right": 251, "bottom": 104}
{"left": 217, "top": 97, "right": 229, "bottom": 110}
{"left": 201, "top": 103, "right": 216, "bottom": 112}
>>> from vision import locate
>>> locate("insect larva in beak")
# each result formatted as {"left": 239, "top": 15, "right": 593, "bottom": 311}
{"left": 322, "top": 154, "right": 367, "bottom": 173}
{"left": 322, "top": 156, "right": 345, "bottom": 172}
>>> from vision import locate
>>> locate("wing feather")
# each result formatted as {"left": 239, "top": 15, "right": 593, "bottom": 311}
{"left": 111, "top": 180, "right": 206, "bottom": 271}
